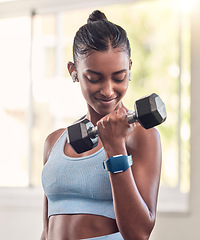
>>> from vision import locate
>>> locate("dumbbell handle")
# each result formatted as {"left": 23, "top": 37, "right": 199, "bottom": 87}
{"left": 87, "top": 111, "right": 137, "bottom": 139}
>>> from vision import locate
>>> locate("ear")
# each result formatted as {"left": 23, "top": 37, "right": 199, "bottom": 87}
{"left": 129, "top": 59, "right": 133, "bottom": 70}
{"left": 67, "top": 61, "right": 76, "bottom": 75}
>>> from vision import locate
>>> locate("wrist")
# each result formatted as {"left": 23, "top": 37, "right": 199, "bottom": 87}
{"left": 104, "top": 143, "right": 127, "bottom": 158}
{"left": 106, "top": 150, "right": 127, "bottom": 159}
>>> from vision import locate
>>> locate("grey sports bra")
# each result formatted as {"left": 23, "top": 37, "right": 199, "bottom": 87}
{"left": 42, "top": 129, "right": 115, "bottom": 219}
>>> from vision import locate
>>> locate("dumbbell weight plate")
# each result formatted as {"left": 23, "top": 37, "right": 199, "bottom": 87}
{"left": 66, "top": 119, "right": 98, "bottom": 154}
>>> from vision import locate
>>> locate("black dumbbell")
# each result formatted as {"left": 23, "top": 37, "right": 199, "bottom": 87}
{"left": 66, "top": 93, "right": 167, "bottom": 154}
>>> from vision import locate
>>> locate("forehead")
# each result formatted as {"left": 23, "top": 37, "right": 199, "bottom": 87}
{"left": 76, "top": 48, "right": 130, "bottom": 73}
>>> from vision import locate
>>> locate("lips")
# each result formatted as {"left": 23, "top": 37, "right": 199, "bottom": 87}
{"left": 95, "top": 97, "right": 117, "bottom": 107}
{"left": 98, "top": 98, "right": 115, "bottom": 102}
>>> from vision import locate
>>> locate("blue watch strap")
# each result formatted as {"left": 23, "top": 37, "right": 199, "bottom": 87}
{"left": 103, "top": 155, "right": 133, "bottom": 173}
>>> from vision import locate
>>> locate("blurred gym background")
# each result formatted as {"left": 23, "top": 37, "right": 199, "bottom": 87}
{"left": 0, "top": 0, "right": 199, "bottom": 239}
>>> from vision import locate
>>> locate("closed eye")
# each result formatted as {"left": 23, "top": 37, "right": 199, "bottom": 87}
{"left": 113, "top": 78, "right": 125, "bottom": 83}
{"left": 84, "top": 70, "right": 102, "bottom": 83}
{"left": 86, "top": 76, "right": 101, "bottom": 83}
{"left": 112, "top": 72, "right": 126, "bottom": 82}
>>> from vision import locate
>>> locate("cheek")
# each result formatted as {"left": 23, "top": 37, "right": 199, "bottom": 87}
{"left": 118, "top": 81, "right": 129, "bottom": 97}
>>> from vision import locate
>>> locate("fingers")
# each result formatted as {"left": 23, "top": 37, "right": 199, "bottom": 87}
{"left": 98, "top": 108, "right": 127, "bottom": 129}
{"left": 112, "top": 108, "right": 128, "bottom": 123}
{"left": 97, "top": 107, "right": 136, "bottom": 145}
{"left": 99, "top": 115, "right": 109, "bottom": 129}
{"left": 100, "top": 118, "right": 106, "bottom": 129}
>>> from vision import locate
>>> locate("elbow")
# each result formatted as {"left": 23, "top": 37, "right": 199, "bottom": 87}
{"left": 122, "top": 216, "right": 156, "bottom": 240}
{"left": 40, "top": 231, "right": 48, "bottom": 240}
{"left": 139, "top": 214, "right": 156, "bottom": 240}
{"left": 140, "top": 220, "right": 155, "bottom": 240}
{"left": 125, "top": 227, "right": 155, "bottom": 240}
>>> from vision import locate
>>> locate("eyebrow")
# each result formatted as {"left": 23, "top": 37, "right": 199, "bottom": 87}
{"left": 112, "top": 69, "right": 127, "bottom": 75}
{"left": 86, "top": 69, "right": 127, "bottom": 76}
{"left": 86, "top": 70, "right": 102, "bottom": 76}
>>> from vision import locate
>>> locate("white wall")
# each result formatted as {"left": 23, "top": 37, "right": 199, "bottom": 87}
{"left": 0, "top": 1, "right": 200, "bottom": 240}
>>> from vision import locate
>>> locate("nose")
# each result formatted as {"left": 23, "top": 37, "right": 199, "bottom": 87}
{"left": 99, "top": 80, "right": 114, "bottom": 98}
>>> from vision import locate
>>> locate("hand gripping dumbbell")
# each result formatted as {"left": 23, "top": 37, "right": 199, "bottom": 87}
{"left": 66, "top": 93, "right": 167, "bottom": 154}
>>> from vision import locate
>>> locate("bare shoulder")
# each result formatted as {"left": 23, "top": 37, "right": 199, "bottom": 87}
{"left": 43, "top": 128, "right": 66, "bottom": 164}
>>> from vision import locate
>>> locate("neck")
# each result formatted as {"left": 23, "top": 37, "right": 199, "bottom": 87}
{"left": 85, "top": 107, "right": 103, "bottom": 126}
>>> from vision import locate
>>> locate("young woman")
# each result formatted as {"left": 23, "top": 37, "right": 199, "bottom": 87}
{"left": 41, "top": 10, "right": 162, "bottom": 240}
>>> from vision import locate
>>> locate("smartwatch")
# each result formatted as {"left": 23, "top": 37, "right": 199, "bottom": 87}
{"left": 103, "top": 154, "right": 133, "bottom": 173}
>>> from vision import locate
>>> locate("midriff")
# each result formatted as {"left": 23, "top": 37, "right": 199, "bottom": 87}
{"left": 47, "top": 214, "right": 119, "bottom": 240}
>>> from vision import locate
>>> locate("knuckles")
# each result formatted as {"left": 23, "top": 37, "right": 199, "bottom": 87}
{"left": 98, "top": 108, "right": 129, "bottom": 129}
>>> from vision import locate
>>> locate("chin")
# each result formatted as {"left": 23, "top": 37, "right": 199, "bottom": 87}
{"left": 95, "top": 107, "right": 117, "bottom": 117}
{"left": 89, "top": 100, "right": 122, "bottom": 116}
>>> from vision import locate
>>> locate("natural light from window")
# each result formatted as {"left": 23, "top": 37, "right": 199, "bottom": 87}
{"left": 0, "top": 0, "right": 191, "bottom": 195}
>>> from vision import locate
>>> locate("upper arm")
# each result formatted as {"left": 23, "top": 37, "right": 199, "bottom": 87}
{"left": 42, "top": 128, "right": 66, "bottom": 232}
{"left": 127, "top": 125, "right": 162, "bottom": 217}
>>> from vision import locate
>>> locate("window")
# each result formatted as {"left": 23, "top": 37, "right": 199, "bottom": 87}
{"left": 0, "top": 0, "right": 191, "bottom": 211}
{"left": 0, "top": 16, "right": 31, "bottom": 186}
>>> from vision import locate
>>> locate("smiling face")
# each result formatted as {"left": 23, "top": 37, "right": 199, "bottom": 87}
{"left": 69, "top": 48, "right": 132, "bottom": 119}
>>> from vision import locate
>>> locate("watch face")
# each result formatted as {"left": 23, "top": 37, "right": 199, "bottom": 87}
{"left": 103, "top": 155, "right": 132, "bottom": 173}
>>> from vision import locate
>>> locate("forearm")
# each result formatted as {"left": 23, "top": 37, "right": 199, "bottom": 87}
{"left": 97, "top": 111, "right": 160, "bottom": 239}
{"left": 109, "top": 168, "right": 155, "bottom": 240}
{"left": 41, "top": 195, "right": 49, "bottom": 240}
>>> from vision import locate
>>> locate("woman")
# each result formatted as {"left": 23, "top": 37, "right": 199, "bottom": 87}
{"left": 41, "top": 10, "right": 162, "bottom": 240}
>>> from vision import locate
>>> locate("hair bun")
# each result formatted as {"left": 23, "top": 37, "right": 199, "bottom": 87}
{"left": 87, "top": 10, "right": 108, "bottom": 23}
